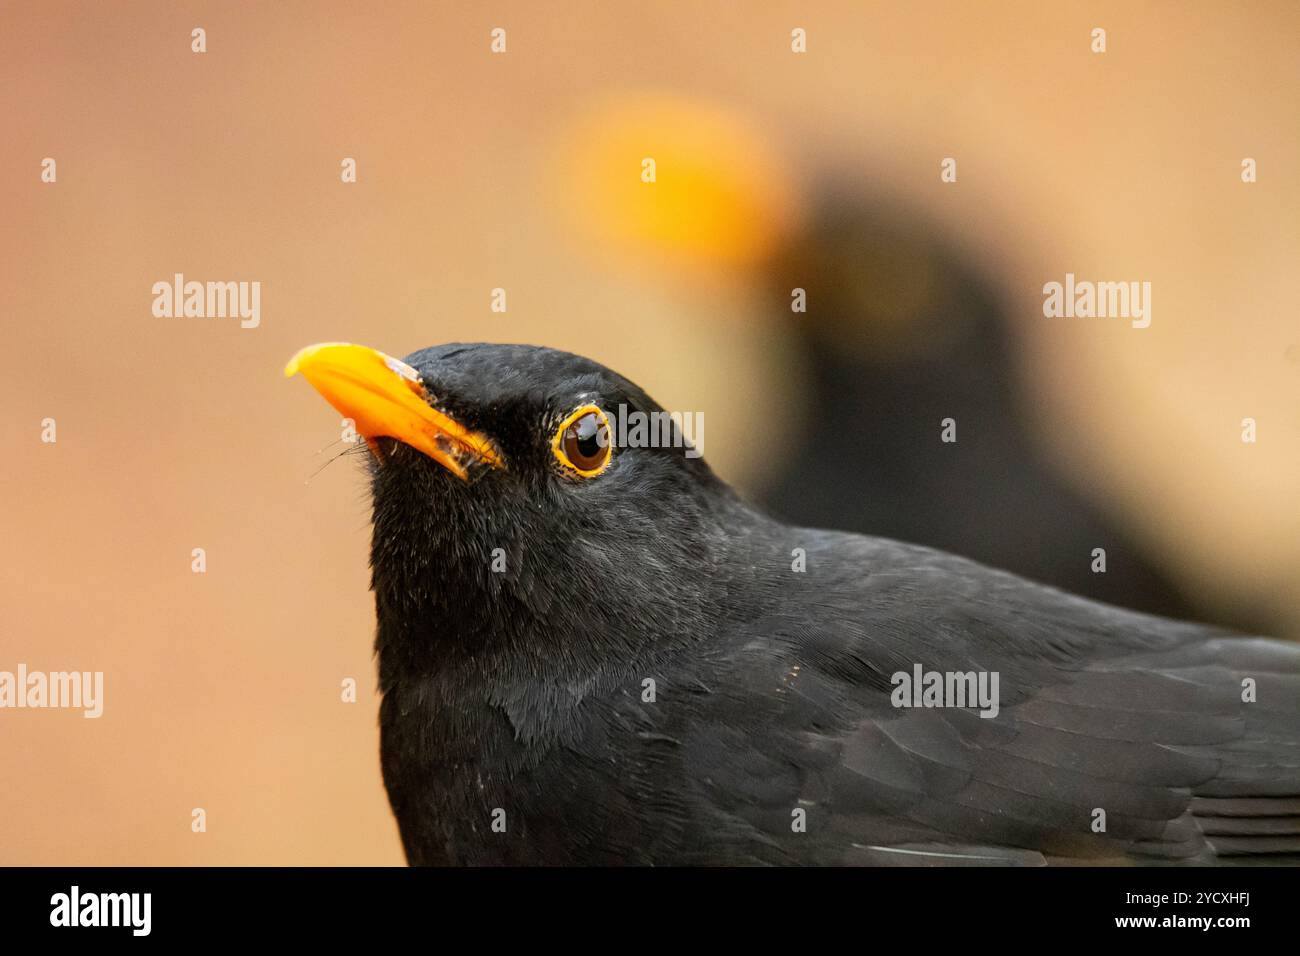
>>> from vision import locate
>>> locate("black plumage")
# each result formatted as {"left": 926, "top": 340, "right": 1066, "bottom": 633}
{"left": 344, "top": 343, "right": 1300, "bottom": 865}
{"left": 760, "top": 197, "right": 1215, "bottom": 624}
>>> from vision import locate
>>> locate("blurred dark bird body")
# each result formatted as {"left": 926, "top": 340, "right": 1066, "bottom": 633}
{"left": 762, "top": 200, "right": 1207, "bottom": 623}
{"left": 289, "top": 342, "right": 1300, "bottom": 866}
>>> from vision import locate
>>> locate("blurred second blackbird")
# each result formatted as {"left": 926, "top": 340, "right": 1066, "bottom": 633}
{"left": 761, "top": 197, "right": 1207, "bottom": 622}
{"left": 556, "top": 96, "right": 1233, "bottom": 625}
{"left": 288, "top": 340, "right": 1300, "bottom": 866}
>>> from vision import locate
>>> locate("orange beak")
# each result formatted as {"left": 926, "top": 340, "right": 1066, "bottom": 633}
{"left": 285, "top": 342, "right": 503, "bottom": 479}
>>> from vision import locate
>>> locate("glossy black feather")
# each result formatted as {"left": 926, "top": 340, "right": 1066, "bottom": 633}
{"left": 364, "top": 343, "right": 1300, "bottom": 865}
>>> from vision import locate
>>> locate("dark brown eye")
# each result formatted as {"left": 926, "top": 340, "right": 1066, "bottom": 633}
{"left": 553, "top": 406, "right": 612, "bottom": 476}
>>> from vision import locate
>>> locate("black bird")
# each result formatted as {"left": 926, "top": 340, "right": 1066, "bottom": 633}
{"left": 558, "top": 101, "right": 1212, "bottom": 623}
{"left": 760, "top": 197, "right": 1211, "bottom": 624}
{"left": 288, "top": 341, "right": 1300, "bottom": 865}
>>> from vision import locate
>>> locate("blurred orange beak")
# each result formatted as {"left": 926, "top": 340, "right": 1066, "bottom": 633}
{"left": 284, "top": 342, "right": 503, "bottom": 479}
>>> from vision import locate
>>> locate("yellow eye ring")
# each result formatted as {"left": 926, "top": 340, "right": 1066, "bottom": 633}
{"left": 552, "top": 404, "right": 613, "bottom": 477}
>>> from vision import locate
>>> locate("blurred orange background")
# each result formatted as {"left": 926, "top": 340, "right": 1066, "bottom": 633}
{"left": 1, "top": 1, "right": 1297, "bottom": 864}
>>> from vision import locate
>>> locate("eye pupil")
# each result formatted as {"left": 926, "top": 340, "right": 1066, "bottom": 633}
{"left": 559, "top": 410, "right": 611, "bottom": 473}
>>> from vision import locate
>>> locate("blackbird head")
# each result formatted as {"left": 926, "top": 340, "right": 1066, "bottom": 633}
{"left": 287, "top": 342, "right": 743, "bottom": 681}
